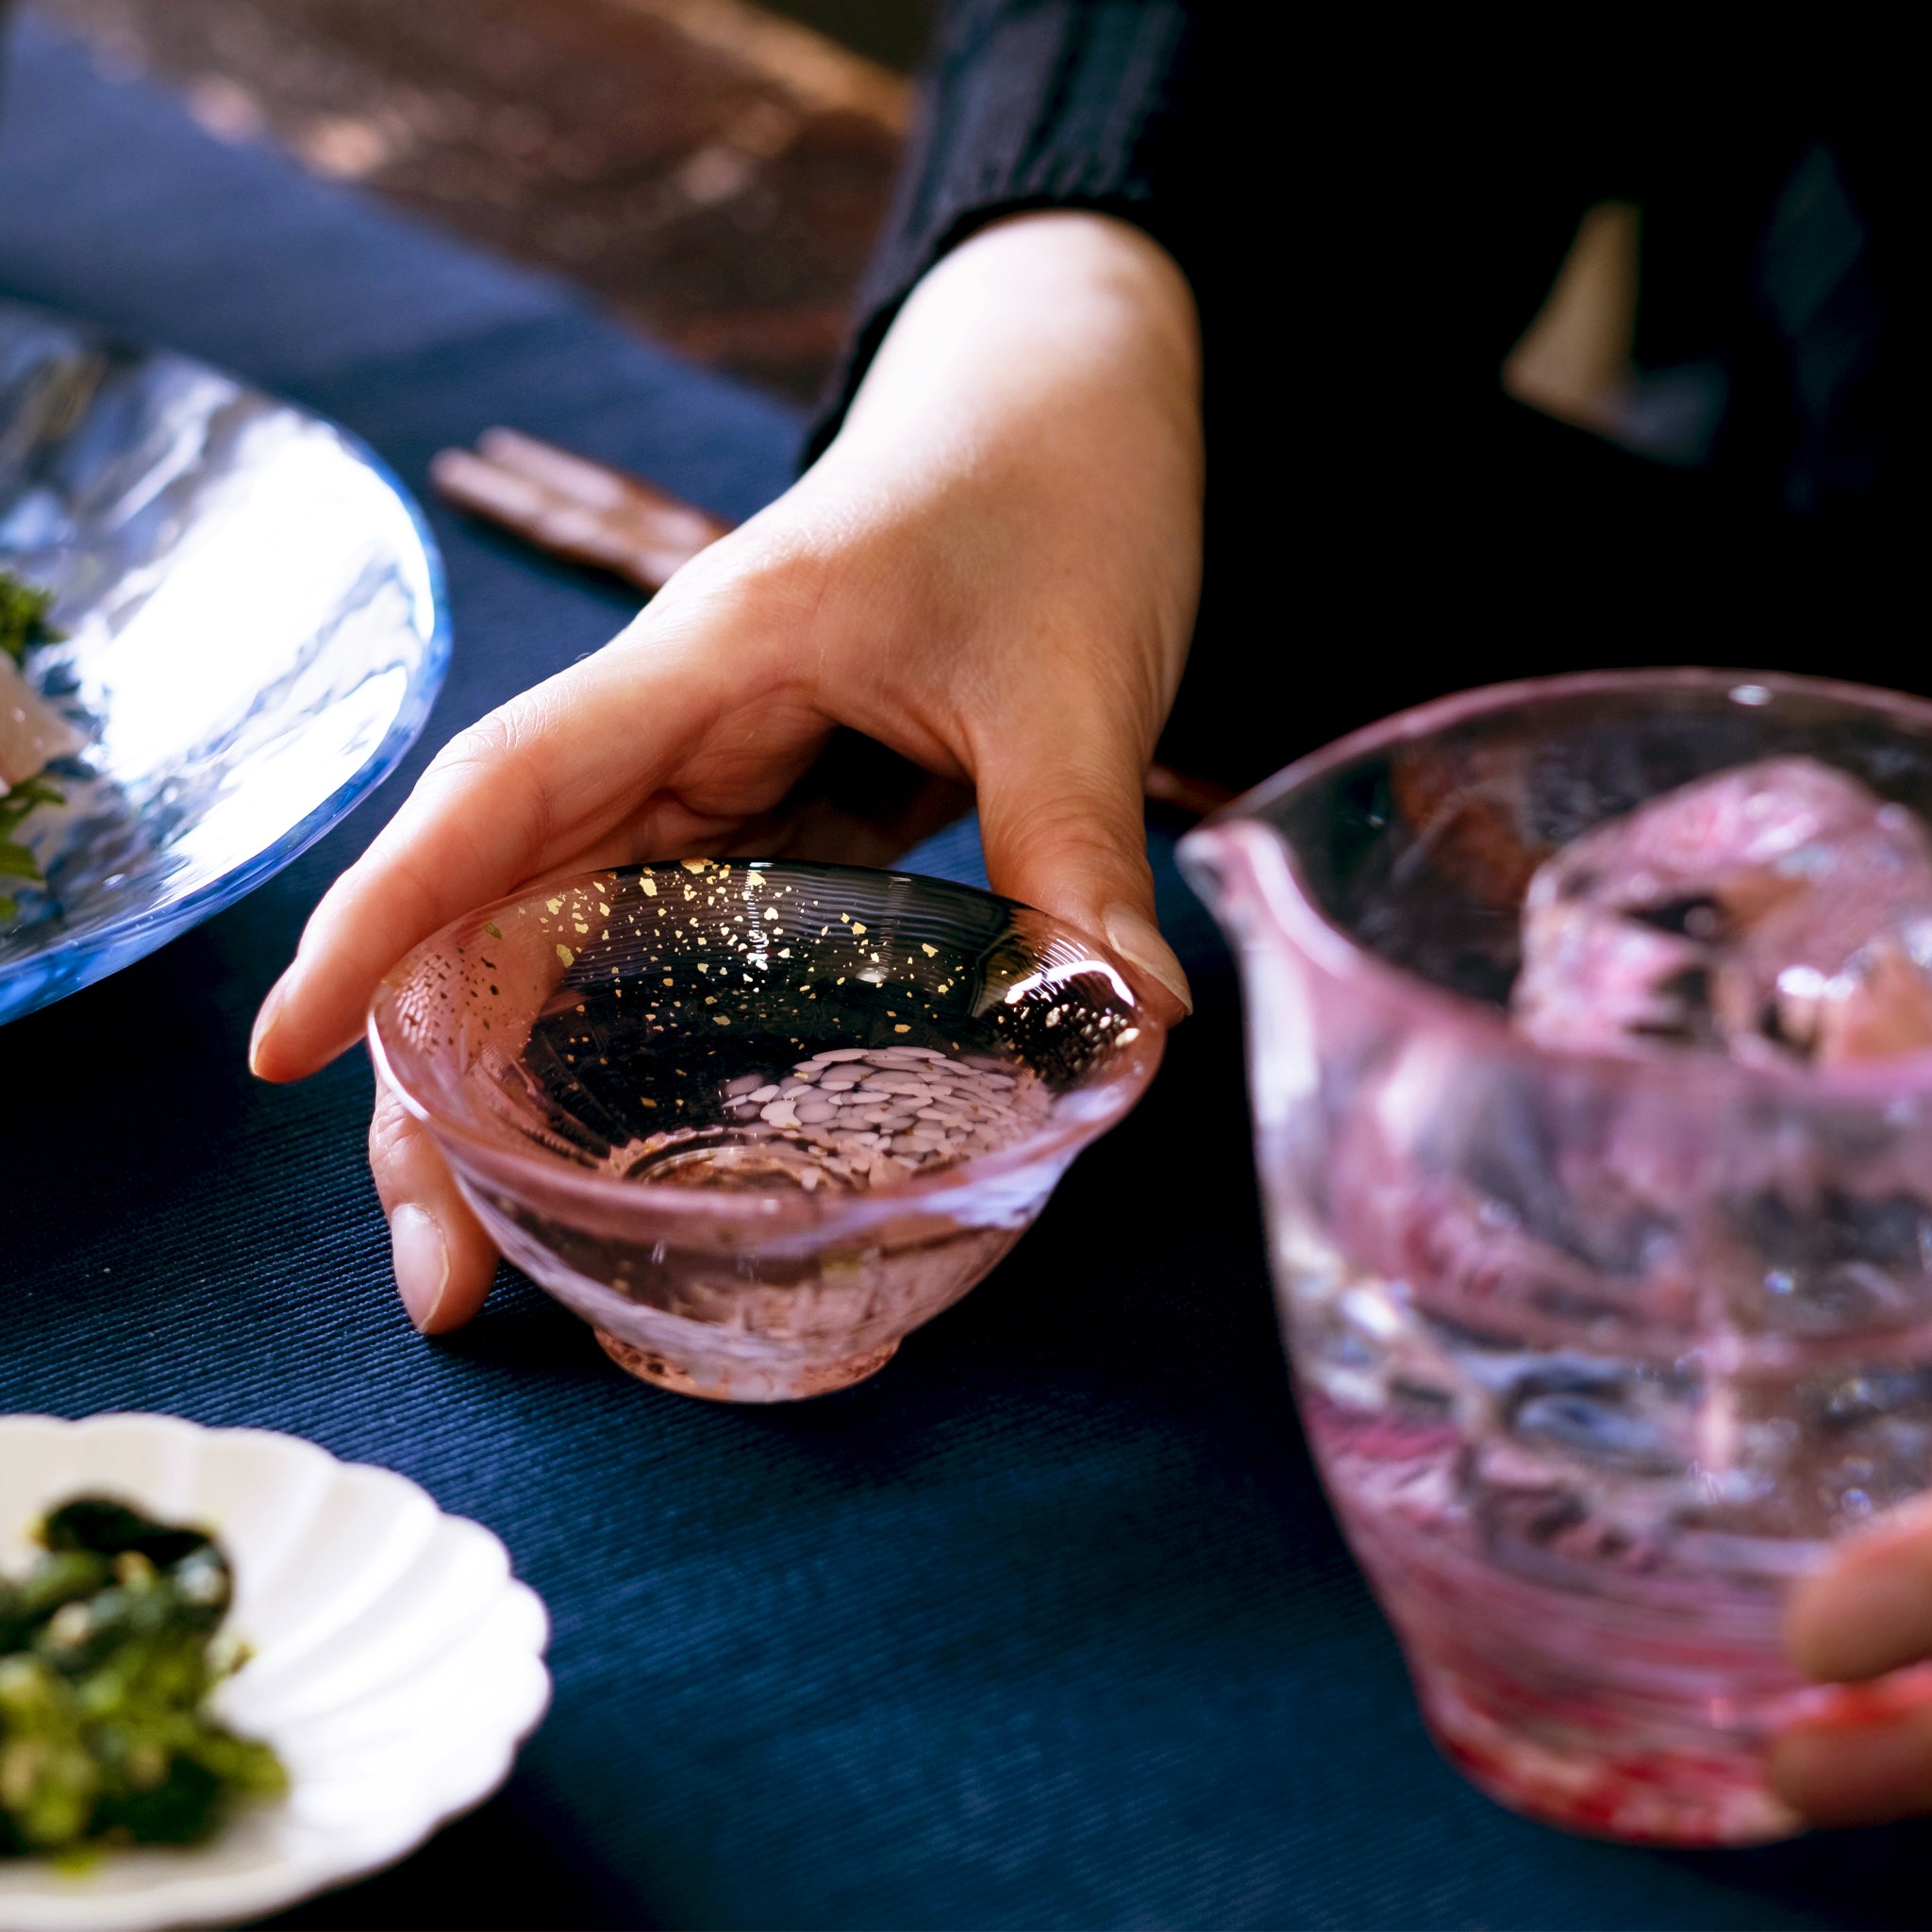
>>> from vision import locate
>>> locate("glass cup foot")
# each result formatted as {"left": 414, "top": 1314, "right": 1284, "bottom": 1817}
{"left": 594, "top": 1328, "right": 899, "bottom": 1402}
{"left": 1412, "top": 1657, "right": 1804, "bottom": 1847}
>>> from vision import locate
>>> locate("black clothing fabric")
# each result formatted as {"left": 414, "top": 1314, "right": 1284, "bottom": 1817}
{"left": 806, "top": 0, "right": 1205, "bottom": 465}
{"left": 819, "top": 17, "right": 1914, "bottom": 791}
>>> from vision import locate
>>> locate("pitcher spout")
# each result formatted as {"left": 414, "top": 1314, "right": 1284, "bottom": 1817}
{"left": 1178, "top": 815, "right": 1322, "bottom": 1129}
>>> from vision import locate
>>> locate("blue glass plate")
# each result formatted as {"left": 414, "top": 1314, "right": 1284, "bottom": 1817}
{"left": 0, "top": 299, "right": 448, "bottom": 1024}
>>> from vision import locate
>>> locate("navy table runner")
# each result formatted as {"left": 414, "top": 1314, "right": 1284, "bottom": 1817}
{"left": 3, "top": 19, "right": 1929, "bottom": 1927}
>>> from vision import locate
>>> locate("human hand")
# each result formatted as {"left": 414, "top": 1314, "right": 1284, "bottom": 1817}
{"left": 1772, "top": 1498, "right": 1932, "bottom": 1824}
{"left": 428, "top": 428, "right": 1234, "bottom": 822}
{"left": 249, "top": 209, "right": 1204, "bottom": 1335}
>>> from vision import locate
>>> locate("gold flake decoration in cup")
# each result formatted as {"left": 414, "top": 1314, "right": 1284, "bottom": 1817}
{"left": 370, "top": 860, "right": 1167, "bottom": 1402}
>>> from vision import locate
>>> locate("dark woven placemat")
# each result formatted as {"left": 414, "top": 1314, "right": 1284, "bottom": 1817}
{"left": 4, "top": 19, "right": 1930, "bottom": 1927}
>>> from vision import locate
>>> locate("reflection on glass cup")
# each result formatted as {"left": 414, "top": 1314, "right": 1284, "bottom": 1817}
{"left": 1182, "top": 672, "right": 1932, "bottom": 1844}
{"left": 370, "top": 859, "right": 1164, "bottom": 1404}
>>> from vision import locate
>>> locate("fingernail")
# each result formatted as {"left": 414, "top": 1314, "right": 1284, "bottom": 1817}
{"left": 247, "top": 975, "right": 290, "bottom": 1078}
{"left": 1102, "top": 903, "right": 1192, "bottom": 1013}
{"left": 390, "top": 1206, "right": 449, "bottom": 1333}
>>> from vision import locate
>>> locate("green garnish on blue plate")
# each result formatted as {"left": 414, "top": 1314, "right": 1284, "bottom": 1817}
{"left": 0, "top": 564, "right": 68, "bottom": 920}
{"left": 0, "top": 566, "right": 59, "bottom": 665}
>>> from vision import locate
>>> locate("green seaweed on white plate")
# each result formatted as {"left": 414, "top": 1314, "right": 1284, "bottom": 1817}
{"left": 0, "top": 1498, "right": 286, "bottom": 1861}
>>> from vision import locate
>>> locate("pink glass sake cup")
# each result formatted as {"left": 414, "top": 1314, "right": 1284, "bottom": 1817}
{"left": 1180, "top": 670, "right": 1932, "bottom": 1846}
{"left": 368, "top": 859, "right": 1164, "bottom": 1403}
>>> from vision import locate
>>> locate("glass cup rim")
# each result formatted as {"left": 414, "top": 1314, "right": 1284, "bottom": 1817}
{"left": 1196, "top": 666, "right": 1932, "bottom": 1106}
{"left": 366, "top": 859, "right": 1169, "bottom": 1232}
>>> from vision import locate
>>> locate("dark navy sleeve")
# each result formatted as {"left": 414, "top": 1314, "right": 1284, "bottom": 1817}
{"left": 805, "top": 0, "right": 1205, "bottom": 461}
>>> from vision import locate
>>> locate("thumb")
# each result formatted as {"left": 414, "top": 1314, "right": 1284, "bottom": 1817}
{"left": 974, "top": 727, "right": 1191, "bottom": 1023}
{"left": 368, "top": 1077, "right": 501, "bottom": 1334}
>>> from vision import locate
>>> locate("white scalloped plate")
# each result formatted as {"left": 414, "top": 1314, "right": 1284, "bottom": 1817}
{"left": 0, "top": 1415, "right": 550, "bottom": 1932}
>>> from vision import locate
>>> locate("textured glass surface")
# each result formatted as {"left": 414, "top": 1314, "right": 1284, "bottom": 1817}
{"left": 1182, "top": 672, "right": 1932, "bottom": 1847}
{"left": 371, "top": 860, "right": 1165, "bottom": 1402}
{"left": 0, "top": 299, "right": 448, "bottom": 1023}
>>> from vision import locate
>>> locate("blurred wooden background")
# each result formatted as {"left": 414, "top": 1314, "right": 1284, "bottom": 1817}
{"left": 28, "top": 0, "right": 927, "bottom": 404}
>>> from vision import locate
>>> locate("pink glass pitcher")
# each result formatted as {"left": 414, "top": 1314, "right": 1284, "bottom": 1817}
{"left": 1179, "top": 669, "right": 1932, "bottom": 1845}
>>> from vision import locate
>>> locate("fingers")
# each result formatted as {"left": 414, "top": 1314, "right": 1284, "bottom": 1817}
{"left": 1771, "top": 1669, "right": 1932, "bottom": 1826}
{"left": 974, "top": 716, "right": 1191, "bottom": 1022}
{"left": 1785, "top": 1491, "right": 1932, "bottom": 1682}
{"left": 368, "top": 1078, "right": 500, "bottom": 1333}
{"left": 249, "top": 714, "right": 554, "bottom": 1082}
{"left": 251, "top": 604, "right": 799, "bottom": 1082}
{"left": 1772, "top": 1501, "right": 1932, "bottom": 1826}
